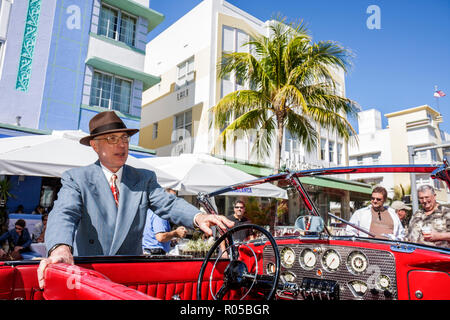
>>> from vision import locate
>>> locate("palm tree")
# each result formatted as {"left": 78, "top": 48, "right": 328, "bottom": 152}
{"left": 212, "top": 19, "right": 358, "bottom": 173}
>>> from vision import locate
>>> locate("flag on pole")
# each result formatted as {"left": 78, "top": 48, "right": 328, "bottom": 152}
{"left": 434, "top": 90, "right": 446, "bottom": 98}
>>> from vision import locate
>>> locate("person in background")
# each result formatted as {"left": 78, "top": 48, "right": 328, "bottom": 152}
{"left": 142, "top": 211, "right": 187, "bottom": 255}
{"left": 142, "top": 189, "right": 188, "bottom": 255}
{"left": 407, "top": 185, "right": 450, "bottom": 247}
{"left": 0, "top": 219, "right": 41, "bottom": 260}
{"left": 32, "top": 205, "right": 46, "bottom": 215}
{"left": 15, "top": 205, "right": 24, "bottom": 214}
{"left": 346, "top": 186, "right": 404, "bottom": 240}
{"left": 391, "top": 200, "right": 410, "bottom": 228}
{"left": 220, "top": 200, "right": 254, "bottom": 258}
{"left": 32, "top": 213, "right": 48, "bottom": 243}
{"left": 225, "top": 200, "right": 253, "bottom": 242}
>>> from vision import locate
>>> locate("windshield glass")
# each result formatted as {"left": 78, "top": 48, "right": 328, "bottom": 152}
{"left": 269, "top": 171, "right": 450, "bottom": 250}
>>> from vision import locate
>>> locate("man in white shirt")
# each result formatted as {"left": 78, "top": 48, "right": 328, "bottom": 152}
{"left": 346, "top": 186, "right": 404, "bottom": 240}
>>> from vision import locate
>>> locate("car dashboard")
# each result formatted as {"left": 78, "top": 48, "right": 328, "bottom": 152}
{"left": 263, "top": 239, "right": 398, "bottom": 300}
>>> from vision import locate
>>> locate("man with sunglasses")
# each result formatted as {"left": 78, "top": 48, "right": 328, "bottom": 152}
{"left": 38, "top": 111, "right": 233, "bottom": 288}
{"left": 227, "top": 200, "right": 253, "bottom": 242}
{"left": 219, "top": 200, "right": 253, "bottom": 258}
{"left": 346, "top": 186, "right": 404, "bottom": 240}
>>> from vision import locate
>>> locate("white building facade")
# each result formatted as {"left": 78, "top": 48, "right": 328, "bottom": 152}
{"left": 140, "top": 0, "right": 349, "bottom": 173}
{"left": 349, "top": 105, "right": 449, "bottom": 202}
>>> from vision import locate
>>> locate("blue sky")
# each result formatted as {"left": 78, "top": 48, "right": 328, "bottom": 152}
{"left": 148, "top": 0, "right": 450, "bottom": 133}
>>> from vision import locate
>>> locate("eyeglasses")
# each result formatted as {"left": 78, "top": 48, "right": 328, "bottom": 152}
{"left": 234, "top": 206, "right": 245, "bottom": 209}
{"left": 371, "top": 197, "right": 383, "bottom": 202}
{"left": 15, "top": 227, "right": 23, "bottom": 231}
{"left": 93, "top": 135, "right": 130, "bottom": 144}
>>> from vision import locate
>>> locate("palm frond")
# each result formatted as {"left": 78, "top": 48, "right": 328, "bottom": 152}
{"left": 250, "top": 115, "right": 277, "bottom": 161}
{"left": 307, "top": 104, "right": 357, "bottom": 140}
{"left": 211, "top": 90, "right": 270, "bottom": 129}
{"left": 213, "top": 18, "right": 356, "bottom": 172}
{"left": 285, "top": 110, "right": 318, "bottom": 152}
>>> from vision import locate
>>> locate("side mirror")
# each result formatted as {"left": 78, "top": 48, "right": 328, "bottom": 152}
{"left": 295, "top": 215, "right": 324, "bottom": 233}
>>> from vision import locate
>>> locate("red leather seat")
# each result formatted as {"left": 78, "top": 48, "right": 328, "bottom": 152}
{"left": 43, "top": 263, "right": 158, "bottom": 300}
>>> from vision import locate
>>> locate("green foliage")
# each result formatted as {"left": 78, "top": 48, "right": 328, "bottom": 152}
{"left": 243, "top": 197, "right": 288, "bottom": 226}
{"left": 0, "top": 178, "right": 14, "bottom": 233}
{"left": 0, "top": 178, "right": 14, "bottom": 203}
{"left": 393, "top": 184, "right": 411, "bottom": 201}
{"left": 212, "top": 18, "right": 358, "bottom": 173}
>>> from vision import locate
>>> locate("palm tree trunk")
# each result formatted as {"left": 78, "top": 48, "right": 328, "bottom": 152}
{"left": 274, "top": 117, "right": 284, "bottom": 174}
{"left": 269, "top": 117, "right": 285, "bottom": 235}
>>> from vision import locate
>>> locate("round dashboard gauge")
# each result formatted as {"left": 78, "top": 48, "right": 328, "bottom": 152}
{"left": 281, "top": 247, "right": 296, "bottom": 268}
{"left": 377, "top": 275, "right": 391, "bottom": 290}
{"left": 347, "top": 251, "right": 368, "bottom": 274}
{"left": 266, "top": 262, "right": 276, "bottom": 275}
{"left": 299, "top": 248, "right": 317, "bottom": 270}
{"left": 321, "top": 249, "right": 341, "bottom": 272}
{"left": 281, "top": 271, "right": 296, "bottom": 282}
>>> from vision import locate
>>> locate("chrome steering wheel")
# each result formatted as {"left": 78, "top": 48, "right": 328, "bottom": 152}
{"left": 196, "top": 224, "right": 281, "bottom": 300}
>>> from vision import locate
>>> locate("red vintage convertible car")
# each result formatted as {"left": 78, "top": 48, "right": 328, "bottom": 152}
{"left": 0, "top": 163, "right": 449, "bottom": 301}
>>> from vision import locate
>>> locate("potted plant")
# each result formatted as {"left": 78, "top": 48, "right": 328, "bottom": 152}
{"left": 179, "top": 232, "right": 216, "bottom": 258}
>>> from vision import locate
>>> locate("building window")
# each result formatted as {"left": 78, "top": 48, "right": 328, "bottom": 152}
{"left": 320, "top": 139, "right": 326, "bottom": 160}
{"left": 152, "top": 122, "right": 158, "bottom": 140}
{"left": 0, "top": 41, "right": 4, "bottom": 77}
{"left": 430, "top": 149, "right": 438, "bottom": 162}
{"left": 372, "top": 153, "right": 380, "bottom": 164}
{"left": 328, "top": 141, "right": 335, "bottom": 163}
{"left": 337, "top": 143, "right": 343, "bottom": 165}
{"left": 221, "top": 26, "right": 251, "bottom": 97}
{"left": 90, "top": 70, "right": 132, "bottom": 114}
{"left": 177, "top": 57, "right": 194, "bottom": 84}
{"left": 98, "top": 4, "right": 136, "bottom": 47}
{"left": 174, "top": 109, "right": 192, "bottom": 142}
{"left": 118, "top": 12, "right": 136, "bottom": 46}
{"left": 285, "top": 130, "right": 300, "bottom": 154}
{"left": 357, "top": 156, "right": 363, "bottom": 165}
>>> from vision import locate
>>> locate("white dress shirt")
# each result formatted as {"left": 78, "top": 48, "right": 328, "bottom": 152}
{"left": 345, "top": 205, "right": 405, "bottom": 240}
{"left": 100, "top": 164, "right": 123, "bottom": 193}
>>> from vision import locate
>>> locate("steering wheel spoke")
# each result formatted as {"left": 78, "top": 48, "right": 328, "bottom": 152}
{"left": 197, "top": 224, "right": 280, "bottom": 300}
{"left": 215, "top": 283, "right": 231, "bottom": 300}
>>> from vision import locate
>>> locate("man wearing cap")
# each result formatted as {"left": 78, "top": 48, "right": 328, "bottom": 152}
{"left": 38, "top": 111, "right": 234, "bottom": 288}
{"left": 391, "top": 200, "right": 411, "bottom": 227}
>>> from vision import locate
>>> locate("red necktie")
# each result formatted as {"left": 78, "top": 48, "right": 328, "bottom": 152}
{"left": 110, "top": 174, "right": 119, "bottom": 207}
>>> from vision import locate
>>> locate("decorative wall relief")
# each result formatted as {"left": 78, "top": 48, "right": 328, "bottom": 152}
{"left": 15, "top": 0, "right": 42, "bottom": 92}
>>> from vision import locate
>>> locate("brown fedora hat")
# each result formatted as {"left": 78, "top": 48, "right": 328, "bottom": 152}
{"left": 79, "top": 111, "right": 139, "bottom": 146}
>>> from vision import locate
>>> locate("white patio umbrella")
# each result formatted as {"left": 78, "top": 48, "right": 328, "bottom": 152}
{"left": 140, "top": 153, "right": 287, "bottom": 199}
{"left": 0, "top": 130, "right": 178, "bottom": 188}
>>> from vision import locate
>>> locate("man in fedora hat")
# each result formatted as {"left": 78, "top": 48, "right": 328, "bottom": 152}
{"left": 38, "top": 111, "right": 234, "bottom": 288}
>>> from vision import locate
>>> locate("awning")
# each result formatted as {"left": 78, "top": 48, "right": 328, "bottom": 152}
{"left": 86, "top": 57, "right": 160, "bottom": 90}
{"left": 299, "top": 176, "right": 372, "bottom": 194}
{"left": 102, "top": 0, "right": 164, "bottom": 32}
{"left": 224, "top": 161, "right": 372, "bottom": 195}
{"left": 225, "top": 162, "right": 274, "bottom": 177}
